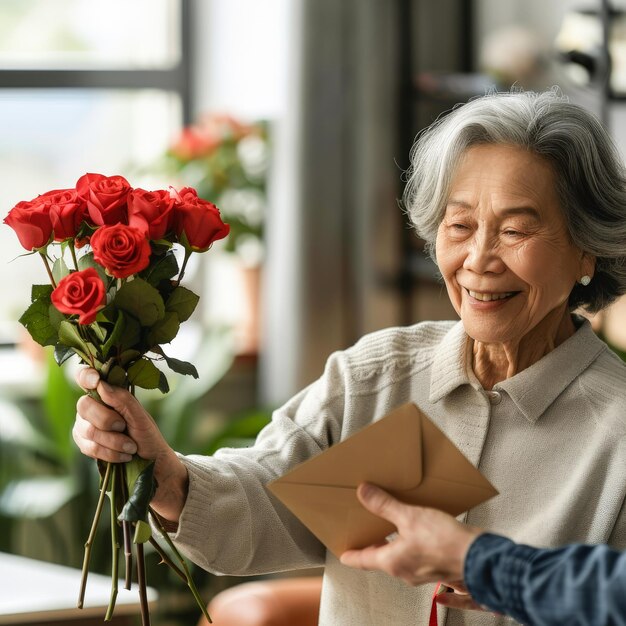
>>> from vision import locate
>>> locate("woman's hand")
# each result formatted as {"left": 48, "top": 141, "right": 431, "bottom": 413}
{"left": 340, "top": 483, "right": 482, "bottom": 586}
{"left": 72, "top": 367, "right": 189, "bottom": 524}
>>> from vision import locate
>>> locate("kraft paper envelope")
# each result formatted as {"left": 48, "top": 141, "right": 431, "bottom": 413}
{"left": 267, "top": 403, "right": 498, "bottom": 558}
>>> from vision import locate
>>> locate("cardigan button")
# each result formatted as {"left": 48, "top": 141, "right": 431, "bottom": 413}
{"left": 486, "top": 390, "right": 502, "bottom": 405}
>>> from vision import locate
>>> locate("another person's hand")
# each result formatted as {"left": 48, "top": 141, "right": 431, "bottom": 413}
{"left": 72, "top": 367, "right": 188, "bottom": 524}
{"left": 340, "top": 483, "right": 481, "bottom": 587}
{"left": 433, "top": 582, "right": 485, "bottom": 612}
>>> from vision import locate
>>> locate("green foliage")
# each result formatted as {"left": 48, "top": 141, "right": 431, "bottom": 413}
{"left": 203, "top": 409, "right": 272, "bottom": 456}
{"left": 19, "top": 286, "right": 57, "bottom": 347}
{"left": 0, "top": 349, "right": 104, "bottom": 565}
{"left": 141, "top": 249, "right": 179, "bottom": 287}
{"left": 43, "top": 349, "right": 82, "bottom": 466}
{"left": 147, "top": 312, "right": 180, "bottom": 345}
{"left": 118, "top": 461, "right": 156, "bottom": 529}
{"left": 18, "top": 254, "right": 207, "bottom": 393}
{"left": 157, "top": 116, "right": 269, "bottom": 260}
{"left": 166, "top": 286, "right": 199, "bottom": 323}
{"left": 115, "top": 278, "right": 165, "bottom": 327}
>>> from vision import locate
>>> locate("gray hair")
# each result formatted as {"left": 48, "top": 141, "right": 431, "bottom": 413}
{"left": 403, "top": 89, "right": 626, "bottom": 313}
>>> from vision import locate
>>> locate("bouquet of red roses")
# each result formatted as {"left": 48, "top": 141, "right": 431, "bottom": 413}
{"left": 4, "top": 173, "right": 229, "bottom": 624}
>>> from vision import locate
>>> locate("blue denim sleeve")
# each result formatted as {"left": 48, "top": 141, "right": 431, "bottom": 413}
{"left": 464, "top": 533, "right": 626, "bottom": 626}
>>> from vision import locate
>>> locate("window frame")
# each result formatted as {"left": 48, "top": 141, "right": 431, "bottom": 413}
{"left": 0, "top": 0, "right": 194, "bottom": 125}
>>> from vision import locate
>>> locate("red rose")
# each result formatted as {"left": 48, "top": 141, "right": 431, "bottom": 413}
{"left": 76, "top": 173, "right": 131, "bottom": 226}
{"left": 4, "top": 197, "right": 53, "bottom": 251}
{"left": 172, "top": 188, "right": 230, "bottom": 252}
{"left": 128, "top": 188, "right": 175, "bottom": 240}
{"left": 169, "top": 126, "right": 219, "bottom": 160}
{"left": 90, "top": 223, "right": 151, "bottom": 279}
{"left": 47, "top": 189, "right": 87, "bottom": 241}
{"left": 51, "top": 268, "right": 106, "bottom": 325}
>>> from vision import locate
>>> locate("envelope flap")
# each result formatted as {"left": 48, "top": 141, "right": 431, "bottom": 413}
{"left": 420, "top": 413, "right": 498, "bottom": 494}
{"left": 270, "top": 404, "right": 423, "bottom": 490}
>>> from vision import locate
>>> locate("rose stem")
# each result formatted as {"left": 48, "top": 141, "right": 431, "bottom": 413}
{"left": 136, "top": 542, "right": 151, "bottom": 626}
{"left": 149, "top": 508, "right": 212, "bottom": 624}
{"left": 147, "top": 536, "right": 187, "bottom": 583}
{"left": 176, "top": 249, "right": 192, "bottom": 285}
{"left": 78, "top": 461, "right": 113, "bottom": 609}
{"left": 120, "top": 464, "right": 133, "bottom": 590}
{"left": 105, "top": 464, "right": 120, "bottom": 621}
{"left": 39, "top": 252, "right": 57, "bottom": 288}
{"left": 69, "top": 241, "right": 79, "bottom": 271}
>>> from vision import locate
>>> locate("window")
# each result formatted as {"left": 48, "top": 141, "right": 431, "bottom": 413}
{"left": 0, "top": 0, "right": 191, "bottom": 340}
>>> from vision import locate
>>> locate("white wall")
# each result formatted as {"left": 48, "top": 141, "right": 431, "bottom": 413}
{"left": 192, "top": 0, "right": 291, "bottom": 120}
{"left": 475, "top": 0, "right": 575, "bottom": 52}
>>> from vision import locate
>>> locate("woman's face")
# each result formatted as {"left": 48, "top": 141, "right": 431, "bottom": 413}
{"left": 436, "top": 144, "right": 594, "bottom": 346}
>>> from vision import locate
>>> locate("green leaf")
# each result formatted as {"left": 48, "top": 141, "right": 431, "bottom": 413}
{"left": 48, "top": 304, "right": 65, "bottom": 332}
{"left": 133, "top": 520, "right": 152, "bottom": 544}
{"left": 115, "top": 278, "right": 165, "bottom": 326}
{"left": 102, "top": 310, "right": 126, "bottom": 358}
{"left": 106, "top": 365, "right": 127, "bottom": 387}
{"left": 58, "top": 321, "right": 100, "bottom": 365}
{"left": 118, "top": 461, "right": 156, "bottom": 524}
{"left": 152, "top": 346, "right": 199, "bottom": 378}
{"left": 157, "top": 371, "right": 170, "bottom": 394}
{"left": 52, "top": 257, "right": 70, "bottom": 283}
{"left": 32, "top": 284, "right": 53, "bottom": 302}
{"left": 19, "top": 299, "right": 58, "bottom": 347}
{"left": 119, "top": 349, "right": 142, "bottom": 366}
{"left": 119, "top": 315, "right": 141, "bottom": 350}
{"left": 91, "top": 322, "right": 107, "bottom": 343}
{"left": 142, "top": 250, "right": 179, "bottom": 287}
{"left": 127, "top": 358, "right": 161, "bottom": 389}
{"left": 54, "top": 343, "right": 75, "bottom": 365}
{"left": 165, "top": 286, "right": 199, "bottom": 323}
{"left": 78, "top": 252, "right": 108, "bottom": 283}
{"left": 147, "top": 312, "right": 180, "bottom": 346}
{"left": 97, "top": 303, "right": 117, "bottom": 323}
{"left": 125, "top": 456, "right": 153, "bottom": 491}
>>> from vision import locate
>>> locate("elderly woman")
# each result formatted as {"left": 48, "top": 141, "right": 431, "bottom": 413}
{"left": 73, "top": 90, "right": 626, "bottom": 626}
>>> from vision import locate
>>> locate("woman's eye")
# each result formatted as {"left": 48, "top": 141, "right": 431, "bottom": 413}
{"left": 503, "top": 229, "right": 523, "bottom": 237}
{"left": 451, "top": 223, "right": 469, "bottom": 231}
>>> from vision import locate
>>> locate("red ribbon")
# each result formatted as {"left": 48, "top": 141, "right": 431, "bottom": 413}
{"left": 429, "top": 582, "right": 444, "bottom": 626}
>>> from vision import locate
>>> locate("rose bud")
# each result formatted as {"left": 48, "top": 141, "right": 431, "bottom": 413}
{"left": 51, "top": 268, "right": 106, "bottom": 325}
{"left": 90, "top": 223, "right": 151, "bottom": 279}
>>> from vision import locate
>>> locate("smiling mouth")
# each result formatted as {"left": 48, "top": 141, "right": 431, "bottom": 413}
{"left": 466, "top": 289, "right": 519, "bottom": 302}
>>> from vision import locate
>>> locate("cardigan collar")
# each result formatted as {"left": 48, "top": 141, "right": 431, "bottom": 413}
{"left": 429, "top": 317, "right": 607, "bottom": 423}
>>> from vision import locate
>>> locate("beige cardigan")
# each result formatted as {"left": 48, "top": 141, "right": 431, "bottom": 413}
{"left": 173, "top": 319, "right": 626, "bottom": 625}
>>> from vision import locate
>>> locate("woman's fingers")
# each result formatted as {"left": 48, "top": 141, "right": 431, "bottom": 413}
{"left": 75, "top": 376, "right": 167, "bottom": 462}
{"left": 76, "top": 394, "right": 126, "bottom": 432}
{"left": 73, "top": 414, "right": 136, "bottom": 463}
{"left": 76, "top": 366, "right": 100, "bottom": 391}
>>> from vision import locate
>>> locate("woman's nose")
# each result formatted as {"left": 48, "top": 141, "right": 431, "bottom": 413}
{"left": 462, "top": 234, "right": 505, "bottom": 274}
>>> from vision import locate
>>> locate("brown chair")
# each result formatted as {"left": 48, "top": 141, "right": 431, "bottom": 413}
{"left": 198, "top": 576, "right": 323, "bottom": 626}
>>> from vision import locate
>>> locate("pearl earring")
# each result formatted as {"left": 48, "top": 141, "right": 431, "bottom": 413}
{"left": 580, "top": 275, "right": 591, "bottom": 286}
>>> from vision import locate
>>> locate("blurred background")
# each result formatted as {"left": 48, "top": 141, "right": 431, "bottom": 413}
{"left": 1, "top": 0, "right": 626, "bottom": 624}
